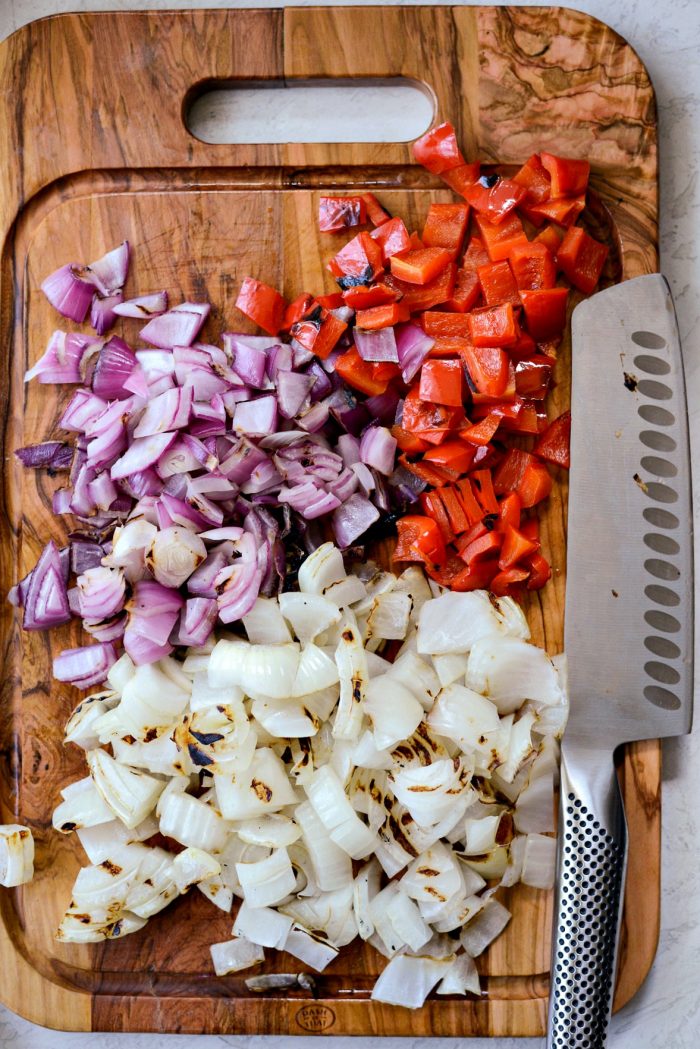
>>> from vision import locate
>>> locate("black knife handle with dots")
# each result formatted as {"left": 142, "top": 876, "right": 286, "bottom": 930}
{"left": 547, "top": 747, "right": 628, "bottom": 1049}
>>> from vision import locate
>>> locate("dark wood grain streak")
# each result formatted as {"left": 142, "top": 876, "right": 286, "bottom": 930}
{"left": 0, "top": 6, "right": 660, "bottom": 1036}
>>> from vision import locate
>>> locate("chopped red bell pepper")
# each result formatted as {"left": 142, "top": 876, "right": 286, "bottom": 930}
{"left": 468, "top": 303, "right": 519, "bottom": 347}
{"left": 464, "top": 174, "right": 528, "bottom": 224}
{"left": 512, "top": 153, "right": 551, "bottom": 205}
{"left": 534, "top": 223, "right": 566, "bottom": 253}
{"left": 517, "top": 461, "right": 552, "bottom": 507}
{"left": 493, "top": 448, "right": 534, "bottom": 495}
{"left": 527, "top": 194, "right": 586, "bottom": 228}
{"left": 334, "top": 346, "right": 389, "bottom": 396}
{"left": 520, "top": 288, "right": 568, "bottom": 341}
{"left": 444, "top": 267, "right": 481, "bottom": 313}
{"left": 421, "top": 203, "right": 470, "bottom": 258}
{"left": 534, "top": 410, "right": 571, "bottom": 468}
{"left": 361, "top": 192, "right": 392, "bottom": 227}
{"left": 423, "top": 440, "right": 477, "bottom": 475}
{"left": 508, "top": 243, "right": 557, "bottom": 291}
{"left": 439, "top": 487, "right": 471, "bottom": 534}
{"left": 520, "top": 518, "right": 540, "bottom": 543}
{"left": 460, "top": 530, "right": 503, "bottom": 564}
{"left": 421, "top": 312, "right": 472, "bottom": 338}
{"left": 474, "top": 212, "right": 529, "bottom": 262}
{"left": 355, "top": 302, "right": 407, "bottom": 329}
{"left": 328, "top": 232, "right": 384, "bottom": 286}
{"left": 460, "top": 412, "right": 501, "bottom": 446}
{"left": 497, "top": 491, "right": 521, "bottom": 531}
{"left": 235, "top": 277, "right": 287, "bottom": 336}
{"left": 477, "top": 260, "right": 520, "bottom": 306}
{"left": 315, "top": 292, "right": 345, "bottom": 309}
{"left": 428, "top": 335, "right": 470, "bottom": 359}
{"left": 402, "top": 456, "right": 454, "bottom": 486}
{"left": 282, "top": 292, "right": 315, "bottom": 330}
{"left": 526, "top": 552, "right": 552, "bottom": 590}
{"left": 451, "top": 559, "right": 501, "bottom": 591}
{"left": 402, "top": 387, "right": 465, "bottom": 435}
{"left": 490, "top": 566, "right": 530, "bottom": 596}
{"left": 420, "top": 490, "right": 455, "bottom": 542}
{"left": 370, "top": 217, "right": 412, "bottom": 262}
{"left": 556, "top": 226, "right": 609, "bottom": 294}
{"left": 290, "top": 305, "right": 347, "bottom": 360}
{"left": 441, "top": 162, "right": 481, "bottom": 197}
{"left": 342, "top": 282, "right": 400, "bottom": 309}
{"left": 413, "top": 122, "right": 465, "bottom": 174}
{"left": 514, "top": 355, "right": 554, "bottom": 400}
{"left": 418, "top": 359, "right": 464, "bottom": 407}
{"left": 383, "top": 263, "right": 456, "bottom": 310}
{"left": 498, "top": 523, "right": 539, "bottom": 570}
{"left": 390, "top": 247, "right": 452, "bottom": 285}
{"left": 391, "top": 425, "right": 431, "bottom": 455}
{"left": 459, "top": 342, "right": 510, "bottom": 398}
{"left": 539, "top": 152, "right": 590, "bottom": 198}
{"left": 508, "top": 329, "right": 538, "bottom": 361}
{"left": 318, "top": 195, "right": 367, "bottom": 233}
{"left": 456, "top": 477, "right": 484, "bottom": 525}
{"left": 471, "top": 468, "right": 499, "bottom": 514}
{"left": 394, "top": 515, "right": 446, "bottom": 566}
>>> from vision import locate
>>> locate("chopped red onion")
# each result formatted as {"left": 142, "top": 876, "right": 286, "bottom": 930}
{"left": 19, "top": 540, "right": 72, "bottom": 630}
{"left": 113, "top": 291, "right": 168, "bottom": 318}
{"left": 15, "top": 442, "right": 73, "bottom": 471}
{"left": 41, "top": 265, "right": 95, "bottom": 323}
{"left": 395, "top": 322, "right": 435, "bottom": 383}
{"left": 351, "top": 461, "right": 376, "bottom": 494}
{"left": 90, "top": 292, "right": 123, "bottom": 335}
{"left": 215, "top": 559, "right": 262, "bottom": 624}
{"left": 110, "top": 433, "right": 177, "bottom": 479}
{"left": 304, "top": 359, "right": 333, "bottom": 401}
{"left": 83, "top": 614, "right": 126, "bottom": 643}
{"left": 277, "top": 370, "right": 316, "bottom": 419}
{"left": 360, "top": 425, "right": 398, "bottom": 476}
{"left": 365, "top": 388, "right": 401, "bottom": 425}
{"left": 177, "top": 597, "right": 218, "bottom": 646}
{"left": 82, "top": 241, "right": 130, "bottom": 297}
{"left": 266, "top": 343, "right": 293, "bottom": 381}
{"left": 228, "top": 339, "right": 268, "bottom": 388}
{"left": 297, "top": 400, "right": 330, "bottom": 433}
{"left": 52, "top": 642, "right": 117, "bottom": 687}
{"left": 232, "top": 396, "right": 278, "bottom": 437}
{"left": 134, "top": 386, "right": 193, "bottom": 438}
{"left": 59, "top": 389, "right": 107, "bottom": 432}
{"left": 140, "top": 302, "right": 210, "bottom": 348}
{"left": 92, "top": 337, "right": 138, "bottom": 399}
{"left": 354, "top": 326, "right": 398, "bottom": 363}
{"left": 25, "top": 331, "right": 96, "bottom": 384}
{"left": 76, "top": 566, "right": 125, "bottom": 619}
{"left": 123, "top": 365, "right": 150, "bottom": 399}
{"left": 70, "top": 539, "right": 105, "bottom": 575}
{"left": 332, "top": 492, "right": 380, "bottom": 548}
{"left": 326, "top": 467, "right": 359, "bottom": 502}
{"left": 337, "top": 434, "right": 361, "bottom": 467}
{"left": 88, "top": 471, "right": 119, "bottom": 511}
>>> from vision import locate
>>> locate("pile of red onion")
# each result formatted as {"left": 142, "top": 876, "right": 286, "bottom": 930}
{"left": 11, "top": 242, "right": 422, "bottom": 682}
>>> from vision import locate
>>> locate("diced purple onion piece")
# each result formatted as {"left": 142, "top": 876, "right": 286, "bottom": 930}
{"left": 178, "top": 598, "right": 218, "bottom": 646}
{"left": 82, "top": 242, "right": 130, "bottom": 297}
{"left": 140, "top": 302, "right": 210, "bottom": 349}
{"left": 360, "top": 425, "right": 398, "bottom": 477}
{"left": 332, "top": 492, "right": 380, "bottom": 548}
{"left": 52, "top": 642, "right": 117, "bottom": 687}
{"left": 354, "top": 326, "right": 398, "bottom": 363}
{"left": 113, "top": 291, "right": 168, "bottom": 318}
{"left": 15, "top": 442, "right": 73, "bottom": 471}
{"left": 90, "top": 292, "right": 123, "bottom": 335}
{"left": 41, "top": 265, "right": 95, "bottom": 323}
{"left": 395, "top": 322, "right": 435, "bottom": 383}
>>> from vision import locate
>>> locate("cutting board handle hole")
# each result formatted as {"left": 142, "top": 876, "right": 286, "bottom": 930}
{"left": 185, "top": 79, "right": 434, "bottom": 144}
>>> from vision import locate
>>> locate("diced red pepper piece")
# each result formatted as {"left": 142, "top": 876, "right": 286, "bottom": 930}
{"left": 318, "top": 196, "right": 367, "bottom": 233}
{"left": 556, "top": 226, "right": 609, "bottom": 294}
{"left": 342, "top": 283, "right": 400, "bottom": 309}
{"left": 499, "top": 523, "right": 539, "bottom": 570}
{"left": 441, "top": 162, "right": 481, "bottom": 197}
{"left": 235, "top": 277, "right": 286, "bottom": 336}
{"left": 335, "top": 346, "right": 388, "bottom": 396}
{"left": 468, "top": 303, "right": 519, "bottom": 347}
{"left": 290, "top": 306, "right": 347, "bottom": 360}
{"left": 394, "top": 515, "right": 446, "bottom": 566}
{"left": 355, "top": 302, "right": 407, "bottom": 330}
{"left": 493, "top": 448, "right": 533, "bottom": 495}
{"left": 477, "top": 260, "right": 520, "bottom": 306}
{"left": 534, "top": 224, "right": 566, "bottom": 253}
{"left": 420, "top": 490, "right": 455, "bottom": 542}
{"left": 508, "top": 243, "right": 557, "bottom": 291}
{"left": 419, "top": 358, "right": 464, "bottom": 407}
{"left": 539, "top": 153, "right": 590, "bottom": 199}
{"left": 527, "top": 194, "right": 586, "bottom": 228}
{"left": 422, "top": 203, "right": 470, "bottom": 259}
{"left": 520, "top": 288, "right": 568, "bottom": 342}
{"left": 471, "top": 468, "right": 499, "bottom": 514}
{"left": 450, "top": 559, "right": 500, "bottom": 591}
{"left": 460, "top": 530, "right": 503, "bottom": 564}
{"left": 428, "top": 335, "right": 469, "bottom": 359}
{"left": 439, "top": 487, "right": 471, "bottom": 534}
{"left": 423, "top": 439, "right": 476, "bottom": 475}
{"left": 328, "top": 232, "right": 384, "bottom": 285}
{"left": 534, "top": 410, "right": 571, "bottom": 468}
{"left": 518, "top": 461, "right": 552, "bottom": 507}
{"left": 402, "top": 387, "right": 465, "bottom": 435}
{"left": 401, "top": 456, "right": 453, "bottom": 486}
{"left": 520, "top": 518, "right": 540, "bottom": 543}
{"left": 464, "top": 175, "right": 528, "bottom": 224}
{"left": 383, "top": 263, "right": 457, "bottom": 311}
{"left": 526, "top": 552, "right": 552, "bottom": 590}
{"left": 391, "top": 425, "right": 431, "bottom": 455}
{"left": 463, "top": 237, "right": 491, "bottom": 271}
{"left": 421, "top": 312, "right": 472, "bottom": 338}
{"left": 490, "top": 566, "right": 530, "bottom": 596}
{"left": 512, "top": 154, "right": 551, "bottom": 205}
{"left": 390, "top": 247, "right": 452, "bottom": 286}
{"left": 474, "top": 212, "right": 529, "bottom": 262}
{"left": 315, "top": 292, "right": 345, "bottom": 310}
{"left": 370, "top": 217, "right": 412, "bottom": 262}
{"left": 514, "top": 355, "right": 554, "bottom": 400}
{"left": 413, "top": 122, "right": 465, "bottom": 174}
{"left": 460, "top": 413, "right": 501, "bottom": 446}
{"left": 361, "top": 192, "right": 392, "bottom": 227}
{"left": 456, "top": 477, "right": 484, "bottom": 525}
{"left": 497, "top": 491, "right": 521, "bottom": 531}
{"left": 282, "top": 292, "right": 314, "bottom": 330}
{"left": 444, "top": 267, "right": 481, "bottom": 313}
{"left": 459, "top": 342, "right": 510, "bottom": 398}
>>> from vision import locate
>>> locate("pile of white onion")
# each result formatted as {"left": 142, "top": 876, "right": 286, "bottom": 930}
{"left": 52, "top": 543, "right": 567, "bottom": 1008}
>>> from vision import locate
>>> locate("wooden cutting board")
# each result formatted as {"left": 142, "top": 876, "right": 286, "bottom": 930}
{"left": 0, "top": 5, "right": 660, "bottom": 1037}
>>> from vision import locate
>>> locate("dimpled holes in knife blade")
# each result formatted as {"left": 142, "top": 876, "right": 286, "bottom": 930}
{"left": 631, "top": 329, "right": 688, "bottom": 715}
{"left": 552, "top": 796, "right": 624, "bottom": 1049}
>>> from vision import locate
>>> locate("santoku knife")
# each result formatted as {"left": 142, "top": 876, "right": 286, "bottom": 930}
{"left": 546, "top": 274, "right": 693, "bottom": 1049}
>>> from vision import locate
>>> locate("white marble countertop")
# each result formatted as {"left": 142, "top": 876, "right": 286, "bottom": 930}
{"left": 0, "top": 0, "right": 698, "bottom": 1046}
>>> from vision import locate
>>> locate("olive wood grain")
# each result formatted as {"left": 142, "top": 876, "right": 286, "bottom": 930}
{"left": 0, "top": 5, "right": 659, "bottom": 1037}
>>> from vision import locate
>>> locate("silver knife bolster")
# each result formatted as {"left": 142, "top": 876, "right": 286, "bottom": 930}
{"left": 547, "top": 742, "right": 628, "bottom": 1049}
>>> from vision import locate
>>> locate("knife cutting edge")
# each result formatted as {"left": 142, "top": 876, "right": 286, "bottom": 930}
{"left": 546, "top": 274, "right": 694, "bottom": 1049}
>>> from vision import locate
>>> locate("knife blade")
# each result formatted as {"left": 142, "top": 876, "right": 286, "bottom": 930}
{"left": 546, "top": 274, "right": 693, "bottom": 1049}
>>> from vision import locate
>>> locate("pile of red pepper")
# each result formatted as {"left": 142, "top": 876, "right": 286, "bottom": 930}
{"left": 235, "top": 122, "right": 609, "bottom": 597}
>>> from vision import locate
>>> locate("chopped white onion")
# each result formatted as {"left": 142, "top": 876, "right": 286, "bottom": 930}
{"left": 521, "top": 833, "right": 557, "bottom": 889}
{"left": 371, "top": 953, "right": 455, "bottom": 1008}
{"left": 0, "top": 824, "right": 34, "bottom": 886}
{"left": 210, "top": 936, "right": 265, "bottom": 975}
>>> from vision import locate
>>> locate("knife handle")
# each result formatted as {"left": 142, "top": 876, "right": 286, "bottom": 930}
{"left": 546, "top": 743, "right": 628, "bottom": 1049}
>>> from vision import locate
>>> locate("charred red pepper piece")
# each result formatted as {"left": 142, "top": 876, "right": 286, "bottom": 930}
{"left": 556, "top": 226, "right": 609, "bottom": 294}
{"left": 533, "top": 410, "right": 571, "bottom": 468}
{"left": 413, "top": 122, "right": 465, "bottom": 174}
{"left": 318, "top": 196, "right": 367, "bottom": 233}
{"left": 235, "top": 277, "right": 287, "bottom": 336}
